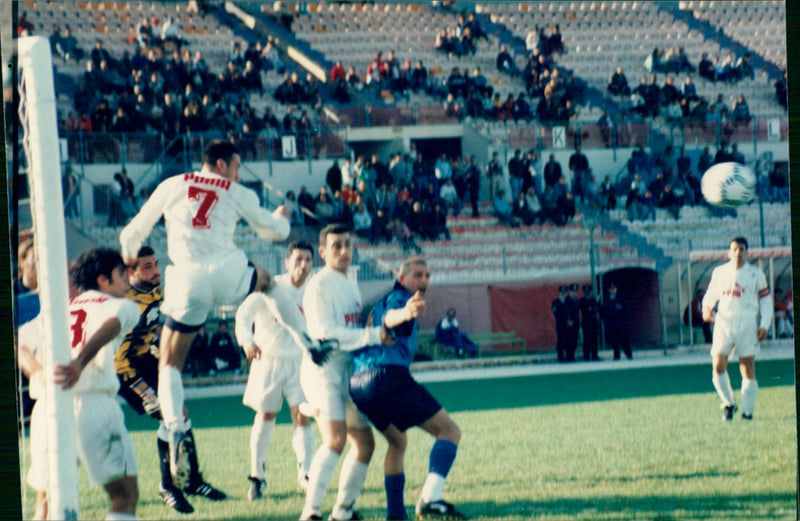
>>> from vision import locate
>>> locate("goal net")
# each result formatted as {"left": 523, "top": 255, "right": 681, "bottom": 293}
{"left": 17, "top": 35, "right": 79, "bottom": 520}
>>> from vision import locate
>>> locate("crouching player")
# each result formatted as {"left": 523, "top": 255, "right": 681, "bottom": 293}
{"left": 349, "top": 257, "right": 466, "bottom": 520}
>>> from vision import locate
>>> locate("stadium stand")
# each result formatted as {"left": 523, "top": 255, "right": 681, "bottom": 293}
{"left": 11, "top": 0, "right": 790, "bottom": 351}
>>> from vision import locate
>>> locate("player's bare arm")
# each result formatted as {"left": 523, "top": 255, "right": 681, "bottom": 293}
{"left": 54, "top": 317, "right": 122, "bottom": 389}
{"left": 384, "top": 290, "right": 427, "bottom": 328}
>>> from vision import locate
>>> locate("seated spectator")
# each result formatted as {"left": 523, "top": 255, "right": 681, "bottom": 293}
{"left": 698, "top": 52, "right": 715, "bottom": 82}
{"left": 387, "top": 217, "right": 421, "bottom": 254}
{"left": 513, "top": 93, "right": 533, "bottom": 122}
{"left": 607, "top": 66, "right": 631, "bottom": 96}
{"left": 411, "top": 60, "right": 428, "bottom": 92}
{"left": 352, "top": 203, "right": 374, "bottom": 242}
{"left": 56, "top": 26, "right": 84, "bottom": 62}
{"left": 660, "top": 76, "right": 682, "bottom": 105}
{"left": 657, "top": 183, "right": 681, "bottom": 220}
{"left": 330, "top": 60, "right": 346, "bottom": 82}
{"left": 681, "top": 76, "right": 699, "bottom": 101}
{"left": 136, "top": 17, "right": 155, "bottom": 48}
{"left": 599, "top": 175, "right": 617, "bottom": 211}
{"left": 493, "top": 189, "right": 518, "bottom": 228}
{"left": 439, "top": 178, "right": 462, "bottom": 216}
{"left": 208, "top": 321, "right": 241, "bottom": 375}
{"left": 242, "top": 60, "right": 264, "bottom": 95}
{"left": 408, "top": 201, "right": 435, "bottom": 240}
{"left": 731, "top": 94, "right": 751, "bottom": 123}
{"left": 496, "top": 44, "right": 520, "bottom": 76}
{"left": 513, "top": 187, "right": 543, "bottom": 225}
{"left": 314, "top": 186, "right": 336, "bottom": 224}
{"left": 435, "top": 308, "right": 478, "bottom": 359}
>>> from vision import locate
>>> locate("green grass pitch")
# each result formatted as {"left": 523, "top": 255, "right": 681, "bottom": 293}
{"left": 20, "top": 360, "right": 797, "bottom": 520}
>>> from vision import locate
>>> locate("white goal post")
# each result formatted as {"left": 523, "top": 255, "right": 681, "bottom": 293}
{"left": 17, "top": 35, "right": 80, "bottom": 520}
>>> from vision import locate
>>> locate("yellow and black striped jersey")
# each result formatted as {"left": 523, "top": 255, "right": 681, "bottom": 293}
{"left": 114, "top": 283, "right": 162, "bottom": 380}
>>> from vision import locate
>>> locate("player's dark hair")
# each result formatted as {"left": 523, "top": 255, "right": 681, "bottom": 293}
{"left": 131, "top": 245, "right": 156, "bottom": 270}
{"left": 70, "top": 247, "right": 125, "bottom": 292}
{"left": 319, "top": 223, "right": 351, "bottom": 245}
{"left": 286, "top": 240, "right": 314, "bottom": 260}
{"left": 202, "top": 139, "right": 238, "bottom": 166}
{"left": 730, "top": 236, "right": 748, "bottom": 250}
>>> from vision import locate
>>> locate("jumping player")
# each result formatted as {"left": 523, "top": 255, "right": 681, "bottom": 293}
{"left": 119, "top": 139, "right": 331, "bottom": 489}
{"left": 299, "top": 223, "right": 393, "bottom": 521}
{"left": 54, "top": 247, "right": 142, "bottom": 520}
{"left": 702, "top": 236, "right": 773, "bottom": 421}
{"left": 114, "top": 246, "right": 225, "bottom": 514}
{"left": 349, "top": 257, "right": 465, "bottom": 520}
{"left": 234, "top": 240, "right": 317, "bottom": 500}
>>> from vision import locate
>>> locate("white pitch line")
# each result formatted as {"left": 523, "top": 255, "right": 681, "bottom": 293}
{"left": 184, "top": 344, "right": 795, "bottom": 399}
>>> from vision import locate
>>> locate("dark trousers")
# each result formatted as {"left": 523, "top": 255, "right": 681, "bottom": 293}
{"left": 607, "top": 326, "right": 632, "bottom": 359}
{"left": 582, "top": 324, "right": 599, "bottom": 360}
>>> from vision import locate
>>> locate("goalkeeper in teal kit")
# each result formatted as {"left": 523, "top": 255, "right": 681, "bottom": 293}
{"left": 349, "top": 257, "right": 466, "bottom": 520}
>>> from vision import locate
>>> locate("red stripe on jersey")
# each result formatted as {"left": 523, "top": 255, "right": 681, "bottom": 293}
{"left": 758, "top": 288, "right": 770, "bottom": 298}
{"left": 183, "top": 172, "right": 231, "bottom": 191}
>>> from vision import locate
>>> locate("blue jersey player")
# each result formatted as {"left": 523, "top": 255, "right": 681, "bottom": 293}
{"left": 350, "top": 257, "right": 465, "bottom": 520}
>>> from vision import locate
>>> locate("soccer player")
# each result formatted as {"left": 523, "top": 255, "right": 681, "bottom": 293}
{"left": 114, "top": 246, "right": 225, "bottom": 514}
{"left": 702, "top": 236, "right": 773, "bottom": 421}
{"left": 119, "top": 139, "right": 329, "bottom": 488}
{"left": 349, "top": 257, "right": 465, "bottom": 520}
{"left": 53, "top": 248, "right": 142, "bottom": 520}
{"left": 299, "top": 223, "right": 393, "bottom": 521}
{"left": 234, "top": 240, "right": 317, "bottom": 500}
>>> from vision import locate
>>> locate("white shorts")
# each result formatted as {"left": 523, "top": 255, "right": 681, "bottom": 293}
{"left": 243, "top": 356, "right": 305, "bottom": 413}
{"left": 299, "top": 356, "right": 370, "bottom": 428}
{"left": 75, "top": 393, "right": 138, "bottom": 486}
{"left": 161, "top": 250, "right": 254, "bottom": 326}
{"left": 26, "top": 400, "right": 47, "bottom": 492}
{"left": 710, "top": 317, "right": 760, "bottom": 359}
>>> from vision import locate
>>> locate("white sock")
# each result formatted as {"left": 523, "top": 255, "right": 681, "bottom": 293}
{"left": 333, "top": 451, "right": 369, "bottom": 518}
{"left": 157, "top": 421, "right": 169, "bottom": 442}
{"left": 158, "top": 366, "right": 186, "bottom": 431}
{"left": 420, "top": 473, "right": 447, "bottom": 503}
{"left": 250, "top": 415, "right": 275, "bottom": 479}
{"left": 712, "top": 371, "right": 735, "bottom": 407}
{"left": 105, "top": 513, "right": 137, "bottom": 520}
{"left": 292, "top": 425, "right": 315, "bottom": 474}
{"left": 302, "top": 446, "right": 340, "bottom": 518}
{"left": 263, "top": 284, "right": 316, "bottom": 349}
{"left": 741, "top": 378, "right": 758, "bottom": 416}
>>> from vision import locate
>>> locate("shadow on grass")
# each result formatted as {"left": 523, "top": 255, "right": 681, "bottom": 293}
{"left": 123, "top": 360, "right": 794, "bottom": 432}
{"left": 457, "top": 491, "right": 797, "bottom": 520}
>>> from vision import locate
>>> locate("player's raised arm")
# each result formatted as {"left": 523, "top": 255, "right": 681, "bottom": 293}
{"left": 238, "top": 188, "right": 291, "bottom": 242}
{"left": 120, "top": 182, "right": 170, "bottom": 264}
{"left": 383, "top": 289, "right": 426, "bottom": 330}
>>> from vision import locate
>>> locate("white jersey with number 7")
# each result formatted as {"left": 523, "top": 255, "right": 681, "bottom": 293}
{"left": 120, "top": 171, "right": 289, "bottom": 265}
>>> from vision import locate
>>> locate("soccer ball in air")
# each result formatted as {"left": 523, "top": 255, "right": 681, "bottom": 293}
{"left": 701, "top": 162, "right": 756, "bottom": 208}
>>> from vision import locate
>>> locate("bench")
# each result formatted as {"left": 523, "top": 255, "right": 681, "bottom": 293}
{"left": 416, "top": 329, "right": 526, "bottom": 360}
